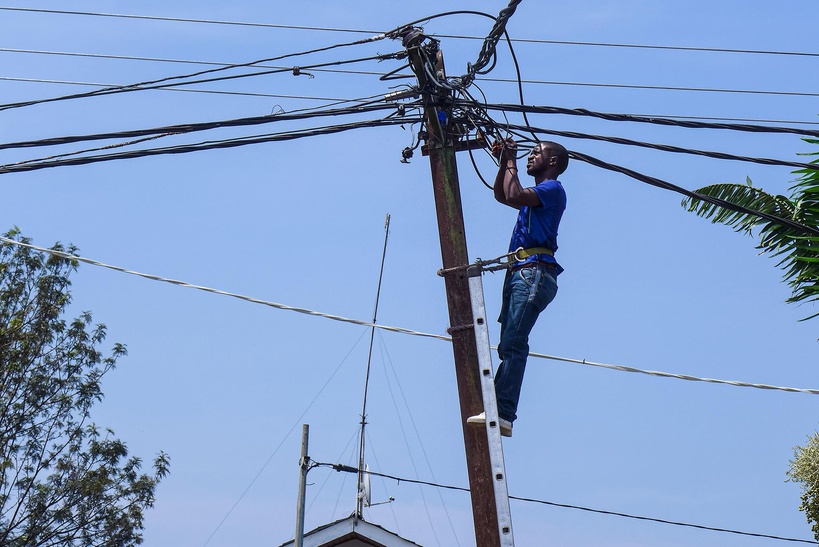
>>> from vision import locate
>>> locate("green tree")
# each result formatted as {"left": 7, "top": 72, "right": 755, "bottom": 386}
{"left": 681, "top": 138, "right": 819, "bottom": 320}
{"left": 0, "top": 229, "right": 168, "bottom": 546}
{"left": 788, "top": 432, "right": 819, "bottom": 540}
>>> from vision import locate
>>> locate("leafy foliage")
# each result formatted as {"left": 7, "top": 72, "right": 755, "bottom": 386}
{"left": 682, "top": 138, "right": 819, "bottom": 321}
{"left": 0, "top": 229, "right": 168, "bottom": 546}
{"left": 788, "top": 431, "right": 819, "bottom": 541}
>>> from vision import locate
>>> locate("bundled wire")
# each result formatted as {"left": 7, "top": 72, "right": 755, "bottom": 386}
{"left": 457, "top": 0, "right": 523, "bottom": 88}
{"left": 0, "top": 117, "right": 421, "bottom": 174}
{"left": 475, "top": 103, "right": 819, "bottom": 139}
{"left": 450, "top": 99, "right": 819, "bottom": 238}
{"left": 0, "top": 102, "right": 410, "bottom": 151}
{"left": 498, "top": 121, "right": 819, "bottom": 170}
{"left": 0, "top": 8, "right": 522, "bottom": 112}
{"left": 566, "top": 149, "right": 819, "bottom": 236}
{"left": 0, "top": 52, "right": 403, "bottom": 112}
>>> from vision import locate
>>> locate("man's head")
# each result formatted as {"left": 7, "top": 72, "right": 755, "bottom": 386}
{"left": 526, "top": 141, "right": 569, "bottom": 180}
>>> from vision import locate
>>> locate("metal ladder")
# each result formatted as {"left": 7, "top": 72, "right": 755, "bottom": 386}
{"left": 466, "top": 263, "right": 515, "bottom": 547}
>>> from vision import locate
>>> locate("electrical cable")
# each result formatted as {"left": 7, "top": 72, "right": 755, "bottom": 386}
{"left": 0, "top": 75, "right": 392, "bottom": 102}
{"left": 318, "top": 462, "right": 817, "bottom": 544}
{"left": 7, "top": 47, "right": 819, "bottom": 118}
{"left": 0, "top": 52, "right": 403, "bottom": 112}
{"left": 466, "top": 144, "right": 493, "bottom": 190}
{"left": 566, "top": 148, "right": 819, "bottom": 237}
{"left": 447, "top": 34, "right": 819, "bottom": 58}
{"left": 463, "top": 104, "right": 819, "bottom": 237}
{"left": 455, "top": 87, "right": 501, "bottom": 189}
{"left": 477, "top": 76, "right": 819, "bottom": 98}
{"left": 6, "top": 132, "right": 179, "bottom": 167}
{"left": 0, "top": 9, "right": 508, "bottom": 112}
{"left": 1, "top": 101, "right": 412, "bottom": 171}
{"left": 632, "top": 113, "right": 819, "bottom": 127}
{"left": 360, "top": 429, "right": 403, "bottom": 536}
{"left": 306, "top": 425, "right": 362, "bottom": 518}
{"left": 2, "top": 234, "right": 818, "bottom": 397}
{"left": 475, "top": 102, "right": 819, "bottom": 138}
{"left": 498, "top": 121, "right": 819, "bottom": 170}
{"left": 331, "top": 428, "right": 360, "bottom": 523}
{"left": 0, "top": 118, "right": 421, "bottom": 174}
{"left": 5, "top": 7, "right": 815, "bottom": 57}
{"left": 0, "top": 6, "right": 383, "bottom": 34}
{"left": 457, "top": 0, "right": 522, "bottom": 88}
{"left": 0, "top": 102, "right": 408, "bottom": 150}
{"left": 500, "top": 24, "right": 538, "bottom": 144}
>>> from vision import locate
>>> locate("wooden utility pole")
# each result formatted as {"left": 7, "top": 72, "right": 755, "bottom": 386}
{"left": 402, "top": 29, "right": 501, "bottom": 547}
{"left": 294, "top": 424, "right": 309, "bottom": 547}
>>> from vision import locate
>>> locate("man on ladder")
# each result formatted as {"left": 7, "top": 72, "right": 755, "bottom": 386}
{"left": 468, "top": 137, "right": 569, "bottom": 437}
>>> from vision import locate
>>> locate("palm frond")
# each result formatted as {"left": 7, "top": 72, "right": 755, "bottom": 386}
{"left": 682, "top": 182, "right": 792, "bottom": 235}
{"left": 682, "top": 139, "right": 819, "bottom": 323}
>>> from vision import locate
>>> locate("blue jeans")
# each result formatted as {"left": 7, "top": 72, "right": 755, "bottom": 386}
{"left": 495, "top": 263, "right": 558, "bottom": 423}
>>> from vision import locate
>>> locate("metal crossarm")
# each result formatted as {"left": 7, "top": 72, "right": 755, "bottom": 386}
{"left": 466, "top": 264, "right": 515, "bottom": 547}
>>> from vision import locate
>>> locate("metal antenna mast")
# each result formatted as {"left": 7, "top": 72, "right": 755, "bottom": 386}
{"left": 356, "top": 213, "right": 391, "bottom": 519}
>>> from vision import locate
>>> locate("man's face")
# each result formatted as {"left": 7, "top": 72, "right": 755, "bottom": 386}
{"left": 526, "top": 144, "right": 552, "bottom": 176}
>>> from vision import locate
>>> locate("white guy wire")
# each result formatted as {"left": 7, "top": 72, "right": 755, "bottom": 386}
{"left": 3, "top": 235, "right": 818, "bottom": 396}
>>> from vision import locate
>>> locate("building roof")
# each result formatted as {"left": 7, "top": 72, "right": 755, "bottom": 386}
{"left": 277, "top": 514, "right": 423, "bottom": 547}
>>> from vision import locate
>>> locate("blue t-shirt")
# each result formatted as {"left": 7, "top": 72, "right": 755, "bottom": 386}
{"left": 508, "top": 178, "right": 566, "bottom": 274}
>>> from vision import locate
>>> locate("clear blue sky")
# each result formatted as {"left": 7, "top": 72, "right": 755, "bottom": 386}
{"left": 2, "top": 1, "right": 818, "bottom": 545}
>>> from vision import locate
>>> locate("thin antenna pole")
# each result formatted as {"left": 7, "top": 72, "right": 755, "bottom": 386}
{"left": 356, "top": 213, "right": 391, "bottom": 519}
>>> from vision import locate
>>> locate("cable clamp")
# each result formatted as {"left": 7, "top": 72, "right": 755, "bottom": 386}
{"left": 384, "top": 88, "right": 420, "bottom": 102}
{"left": 446, "top": 323, "right": 474, "bottom": 335}
{"left": 292, "top": 66, "right": 314, "bottom": 79}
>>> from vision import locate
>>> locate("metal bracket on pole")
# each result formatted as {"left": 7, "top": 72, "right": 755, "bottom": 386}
{"left": 466, "top": 264, "right": 515, "bottom": 546}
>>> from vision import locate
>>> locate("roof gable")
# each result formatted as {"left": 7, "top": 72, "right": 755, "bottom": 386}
{"left": 278, "top": 515, "right": 422, "bottom": 547}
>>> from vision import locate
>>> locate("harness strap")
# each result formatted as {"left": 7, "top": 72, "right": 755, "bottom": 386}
{"left": 513, "top": 246, "right": 554, "bottom": 260}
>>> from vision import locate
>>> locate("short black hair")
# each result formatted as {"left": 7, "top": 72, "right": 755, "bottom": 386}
{"left": 541, "top": 141, "right": 569, "bottom": 175}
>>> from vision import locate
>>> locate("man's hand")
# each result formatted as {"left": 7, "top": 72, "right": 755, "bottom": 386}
{"left": 492, "top": 137, "right": 541, "bottom": 209}
{"left": 491, "top": 138, "right": 517, "bottom": 163}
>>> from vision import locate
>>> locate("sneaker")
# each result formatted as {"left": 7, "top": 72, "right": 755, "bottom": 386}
{"left": 466, "top": 412, "right": 513, "bottom": 437}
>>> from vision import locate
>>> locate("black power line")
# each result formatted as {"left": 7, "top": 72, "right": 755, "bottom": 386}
{"left": 320, "top": 462, "right": 817, "bottom": 544}
{"left": 0, "top": 117, "right": 420, "bottom": 174}
{"left": 7, "top": 95, "right": 816, "bottom": 239}
{"left": 499, "top": 121, "right": 818, "bottom": 170}
{"left": 0, "top": 47, "right": 393, "bottom": 78}
{"left": 461, "top": 102, "right": 819, "bottom": 237}
{"left": 474, "top": 102, "right": 819, "bottom": 138}
{"left": 0, "top": 75, "right": 389, "bottom": 102}
{"left": 478, "top": 77, "right": 819, "bottom": 98}
{"left": 0, "top": 102, "right": 408, "bottom": 150}
{"left": 0, "top": 52, "right": 402, "bottom": 112}
{"left": 567, "top": 149, "right": 819, "bottom": 237}
{"left": 5, "top": 47, "right": 818, "bottom": 105}
{"left": 2, "top": 6, "right": 817, "bottom": 58}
